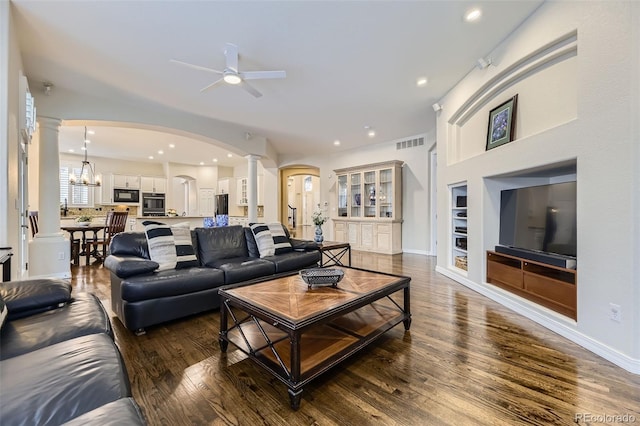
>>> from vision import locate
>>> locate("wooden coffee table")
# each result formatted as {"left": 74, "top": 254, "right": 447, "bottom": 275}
{"left": 218, "top": 267, "right": 411, "bottom": 409}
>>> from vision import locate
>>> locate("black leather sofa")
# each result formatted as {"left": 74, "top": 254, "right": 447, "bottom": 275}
{"left": 0, "top": 278, "right": 146, "bottom": 425}
{"left": 105, "top": 225, "right": 320, "bottom": 334}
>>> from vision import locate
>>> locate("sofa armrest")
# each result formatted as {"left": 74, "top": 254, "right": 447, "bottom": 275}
{"left": 104, "top": 255, "right": 159, "bottom": 279}
{"left": 0, "top": 278, "right": 71, "bottom": 320}
{"left": 290, "top": 239, "right": 319, "bottom": 251}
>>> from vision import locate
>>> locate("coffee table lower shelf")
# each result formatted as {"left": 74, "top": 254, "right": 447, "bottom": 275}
{"left": 220, "top": 301, "right": 409, "bottom": 409}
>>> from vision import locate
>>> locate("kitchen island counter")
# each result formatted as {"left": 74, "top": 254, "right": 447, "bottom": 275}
{"left": 132, "top": 216, "right": 258, "bottom": 231}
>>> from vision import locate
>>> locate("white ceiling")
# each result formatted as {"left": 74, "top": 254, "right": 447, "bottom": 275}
{"left": 58, "top": 123, "right": 246, "bottom": 168}
{"left": 12, "top": 0, "right": 543, "bottom": 166}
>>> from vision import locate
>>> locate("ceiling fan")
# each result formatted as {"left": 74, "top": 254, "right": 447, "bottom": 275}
{"left": 171, "top": 43, "right": 286, "bottom": 98}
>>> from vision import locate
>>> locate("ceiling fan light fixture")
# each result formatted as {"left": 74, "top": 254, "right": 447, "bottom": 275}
{"left": 223, "top": 72, "right": 242, "bottom": 85}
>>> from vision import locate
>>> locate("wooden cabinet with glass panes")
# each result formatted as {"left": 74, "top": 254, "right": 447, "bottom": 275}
{"left": 333, "top": 160, "right": 403, "bottom": 254}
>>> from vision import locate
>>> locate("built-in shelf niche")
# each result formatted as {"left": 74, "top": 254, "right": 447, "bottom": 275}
{"left": 483, "top": 159, "right": 578, "bottom": 318}
{"left": 447, "top": 31, "right": 578, "bottom": 165}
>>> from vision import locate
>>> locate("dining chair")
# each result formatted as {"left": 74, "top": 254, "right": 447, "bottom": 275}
{"left": 28, "top": 211, "right": 39, "bottom": 238}
{"left": 85, "top": 211, "right": 129, "bottom": 264}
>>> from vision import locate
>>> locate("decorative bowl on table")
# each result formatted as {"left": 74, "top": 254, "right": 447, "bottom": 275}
{"left": 300, "top": 268, "right": 344, "bottom": 289}
{"left": 76, "top": 216, "right": 92, "bottom": 226}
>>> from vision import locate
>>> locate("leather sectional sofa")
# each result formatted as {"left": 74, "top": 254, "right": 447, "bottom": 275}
{"left": 105, "top": 225, "right": 320, "bottom": 334}
{"left": 0, "top": 278, "right": 146, "bottom": 425}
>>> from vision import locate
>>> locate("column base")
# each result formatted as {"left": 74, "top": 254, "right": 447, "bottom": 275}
{"left": 28, "top": 235, "right": 71, "bottom": 279}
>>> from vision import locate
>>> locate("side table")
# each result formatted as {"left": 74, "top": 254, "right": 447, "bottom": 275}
{"left": 317, "top": 241, "right": 351, "bottom": 267}
{"left": 0, "top": 247, "right": 13, "bottom": 281}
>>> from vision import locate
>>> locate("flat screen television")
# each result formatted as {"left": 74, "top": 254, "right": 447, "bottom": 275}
{"left": 499, "top": 181, "right": 577, "bottom": 258}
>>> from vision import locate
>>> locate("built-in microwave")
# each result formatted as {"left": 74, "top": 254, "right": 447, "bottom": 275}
{"left": 113, "top": 188, "right": 140, "bottom": 203}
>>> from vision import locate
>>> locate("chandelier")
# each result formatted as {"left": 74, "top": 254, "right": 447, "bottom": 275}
{"left": 69, "top": 127, "right": 101, "bottom": 187}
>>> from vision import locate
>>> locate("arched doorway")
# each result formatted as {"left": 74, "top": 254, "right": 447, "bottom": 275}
{"left": 279, "top": 166, "right": 320, "bottom": 239}
{"left": 170, "top": 175, "right": 196, "bottom": 216}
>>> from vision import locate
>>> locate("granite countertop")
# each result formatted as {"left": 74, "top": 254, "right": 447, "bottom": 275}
{"left": 61, "top": 215, "right": 107, "bottom": 220}
{"left": 136, "top": 215, "right": 251, "bottom": 219}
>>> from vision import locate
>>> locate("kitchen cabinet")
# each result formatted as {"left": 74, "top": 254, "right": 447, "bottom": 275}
{"left": 237, "top": 178, "right": 247, "bottom": 205}
{"left": 236, "top": 176, "right": 264, "bottom": 206}
{"left": 141, "top": 176, "right": 166, "bottom": 193}
{"left": 100, "top": 174, "right": 114, "bottom": 205}
{"left": 333, "top": 161, "right": 403, "bottom": 254}
{"left": 218, "top": 178, "right": 231, "bottom": 195}
{"left": 113, "top": 174, "right": 140, "bottom": 189}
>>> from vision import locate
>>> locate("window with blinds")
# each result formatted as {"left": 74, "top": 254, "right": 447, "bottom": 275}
{"left": 59, "top": 165, "right": 92, "bottom": 206}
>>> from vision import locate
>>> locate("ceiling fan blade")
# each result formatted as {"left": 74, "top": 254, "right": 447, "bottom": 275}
{"left": 224, "top": 43, "right": 239, "bottom": 73}
{"left": 170, "top": 59, "right": 223, "bottom": 75}
{"left": 200, "top": 78, "right": 225, "bottom": 93}
{"left": 241, "top": 70, "right": 287, "bottom": 80}
{"left": 241, "top": 81, "right": 262, "bottom": 98}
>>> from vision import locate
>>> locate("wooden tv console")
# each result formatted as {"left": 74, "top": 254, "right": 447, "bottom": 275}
{"left": 486, "top": 251, "right": 577, "bottom": 320}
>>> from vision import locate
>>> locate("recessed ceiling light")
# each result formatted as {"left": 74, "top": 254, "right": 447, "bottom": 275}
{"left": 81, "top": 146, "right": 87, "bottom": 151}
{"left": 84, "top": 139, "right": 91, "bottom": 143}
{"left": 86, "top": 130, "right": 95, "bottom": 135}
{"left": 148, "top": 156, "right": 154, "bottom": 160}
{"left": 465, "top": 8, "right": 482, "bottom": 22}
{"left": 416, "top": 77, "right": 428, "bottom": 87}
{"left": 68, "top": 149, "right": 74, "bottom": 153}
{"left": 158, "top": 150, "right": 164, "bottom": 155}
{"left": 334, "top": 140, "right": 341, "bottom": 146}
{"left": 364, "top": 125, "right": 376, "bottom": 138}
{"left": 199, "top": 161, "right": 205, "bottom": 165}
{"left": 169, "top": 144, "right": 175, "bottom": 148}
{"left": 213, "top": 158, "right": 218, "bottom": 162}
{"left": 227, "top": 153, "right": 233, "bottom": 158}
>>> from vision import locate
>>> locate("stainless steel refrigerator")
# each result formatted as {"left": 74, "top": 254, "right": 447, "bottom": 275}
{"left": 215, "top": 194, "right": 229, "bottom": 216}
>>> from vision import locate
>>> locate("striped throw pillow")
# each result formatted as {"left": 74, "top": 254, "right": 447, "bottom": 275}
{"left": 268, "top": 222, "right": 293, "bottom": 255}
{"left": 250, "top": 223, "right": 275, "bottom": 258}
{"left": 171, "top": 222, "right": 199, "bottom": 269}
{"left": 142, "top": 221, "right": 177, "bottom": 271}
{"left": 0, "top": 296, "right": 7, "bottom": 330}
{"left": 250, "top": 222, "right": 293, "bottom": 258}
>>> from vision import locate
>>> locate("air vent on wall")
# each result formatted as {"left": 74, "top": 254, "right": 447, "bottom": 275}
{"left": 396, "top": 137, "right": 424, "bottom": 150}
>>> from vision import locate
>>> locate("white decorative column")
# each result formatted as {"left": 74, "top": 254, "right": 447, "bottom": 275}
{"left": 28, "top": 117, "right": 70, "bottom": 279}
{"left": 246, "top": 154, "right": 260, "bottom": 223}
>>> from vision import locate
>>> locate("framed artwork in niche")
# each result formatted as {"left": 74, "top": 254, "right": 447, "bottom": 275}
{"left": 486, "top": 94, "right": 518, "bottom": 151}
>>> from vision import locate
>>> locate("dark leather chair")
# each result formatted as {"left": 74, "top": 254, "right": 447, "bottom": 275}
{"left": 86, "top": 211, "right": 128, "bottom": 264}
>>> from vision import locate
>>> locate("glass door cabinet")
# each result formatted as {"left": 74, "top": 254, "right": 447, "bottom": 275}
{"left": 333, "top": 161, "right": 403, "bottom": 254}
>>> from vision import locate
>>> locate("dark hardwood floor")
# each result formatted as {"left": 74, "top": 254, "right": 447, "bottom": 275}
{"left": 72, "top": 253, "right": 640, "bottom": 425}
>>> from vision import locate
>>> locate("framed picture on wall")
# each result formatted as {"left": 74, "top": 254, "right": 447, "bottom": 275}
{"left": 486, "top": 94, "right": 518, "bottom": 150}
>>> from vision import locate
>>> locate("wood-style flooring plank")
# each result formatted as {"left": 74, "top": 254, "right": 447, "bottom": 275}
{"left": 70, "top": 253, "right": 640, "bottom": 425}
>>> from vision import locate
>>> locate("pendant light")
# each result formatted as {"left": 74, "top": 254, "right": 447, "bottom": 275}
{"left": 69, "top": 127, "right": 101, "bottom": 187}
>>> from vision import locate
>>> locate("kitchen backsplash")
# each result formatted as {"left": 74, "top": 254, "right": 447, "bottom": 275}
{"left": 62, "top": 204, "right": 138, "bottom": 219}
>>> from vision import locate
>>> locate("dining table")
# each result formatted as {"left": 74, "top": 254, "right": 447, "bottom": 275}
{"left": 60, "top": 224, "right": 106, "bottom": 265}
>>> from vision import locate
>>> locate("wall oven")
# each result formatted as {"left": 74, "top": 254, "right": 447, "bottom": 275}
{"left": 142, "top": 193, "right": 166, "bottom": 216}
{"left": 113, "top": 188, "right": 140, "bottom": 204}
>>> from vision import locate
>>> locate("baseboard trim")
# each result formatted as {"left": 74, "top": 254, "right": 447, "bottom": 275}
{"left": 435, "top": 266, "right": 640, "bottom": 375}
{"left": 402, "top": 249, "right": 430, "bottom": 256}
{"left": 27, "top": 271, "right": 72, "bottom": 280}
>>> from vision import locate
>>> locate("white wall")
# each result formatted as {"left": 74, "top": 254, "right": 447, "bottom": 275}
{"left": 281, "top": 132, "right": 433, "bottom": 254}
{"left": 0, "top": 4, "right": 26, "bottom": 279}
{"left": 436, "top": 1, "right": 640, "bottom": 373}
